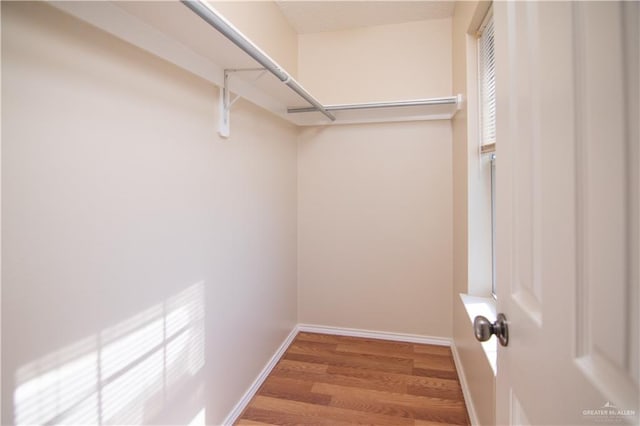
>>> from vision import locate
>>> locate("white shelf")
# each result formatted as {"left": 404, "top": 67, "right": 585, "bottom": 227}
{"left": 288, "top": 97, "right": 461, "bottom": 126}
{"left": 50, "top": 1, "right": 461, "bottom": 127}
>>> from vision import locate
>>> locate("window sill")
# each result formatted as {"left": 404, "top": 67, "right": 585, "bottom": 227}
{"left": 459, "top": 293, "right": 497, "bottom": 375}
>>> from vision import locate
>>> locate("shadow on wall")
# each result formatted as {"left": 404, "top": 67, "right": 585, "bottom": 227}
{"left": 12, "top": 282, "right": 206, "bottom": 425}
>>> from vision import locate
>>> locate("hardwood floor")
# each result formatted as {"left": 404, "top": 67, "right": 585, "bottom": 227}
{"left": 236, "top": 332, "right": 470, "bottom": 425}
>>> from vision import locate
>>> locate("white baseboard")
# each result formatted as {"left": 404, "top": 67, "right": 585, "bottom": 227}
{"left": 297, "top": 323, "right": 451, "bottom": 346}
{"left": 221, "top": 326, "right": 299, "bottom": 425}
{"left": 451, "top": 342, "right": 480, "bottom": 426}
{"left": 223, "top": 323, "right": 453, "bottom": 425}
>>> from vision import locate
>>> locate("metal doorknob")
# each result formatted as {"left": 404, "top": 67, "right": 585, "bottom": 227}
{"left": 473, "top": 313, "right": 509, "bottom": 347}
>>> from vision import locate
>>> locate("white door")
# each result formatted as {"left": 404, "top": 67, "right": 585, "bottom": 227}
{"left": 494, "top": 1, "right": 639, "bottom": 425}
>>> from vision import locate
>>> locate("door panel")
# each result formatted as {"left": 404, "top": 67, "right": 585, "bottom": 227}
{"left": 495, "top": 2, "right": 639, "bottom": 424}
{"left": 573, "top": 2, "right": 639, "bottom": 411}
{"left": 509, "top": 0, "right": 543, "bottom": 325}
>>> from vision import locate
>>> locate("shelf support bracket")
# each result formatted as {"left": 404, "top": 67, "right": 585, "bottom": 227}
{"left": 219, "top": 68, "right": 267, "bottom": 138}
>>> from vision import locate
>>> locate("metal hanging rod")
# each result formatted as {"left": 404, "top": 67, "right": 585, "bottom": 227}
{"left": 287, "top": 96, "right": 461, "bottom": 114}
{"left": 181, "top": 0, "right": 335, "bottom": 122}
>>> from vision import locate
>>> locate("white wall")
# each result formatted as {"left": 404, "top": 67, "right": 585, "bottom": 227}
{"left": 296, "top": 18, "right": 453, "bottom": 337}
{"left": 1, "top": 3, "right": 297, "bottom": 425}
{"left": 451, "top": 2, "right": 496, "bottom": 425}
{"left": 298, "top": 19, "right": 452, "bottom": 104}
{"left": 297, "top": 122, "right": 453, "bottom": 336}
{"left": 212, "top": 0, "right": 299, "bottom": 77}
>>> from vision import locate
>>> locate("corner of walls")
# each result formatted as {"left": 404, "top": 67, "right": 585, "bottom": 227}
{"left": 295, "top": 126, "right": 303, "bottom": 326}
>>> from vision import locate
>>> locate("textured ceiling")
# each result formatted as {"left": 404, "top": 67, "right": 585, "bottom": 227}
{"left": 275, "top": 1, "right": 456, "bottom": 34}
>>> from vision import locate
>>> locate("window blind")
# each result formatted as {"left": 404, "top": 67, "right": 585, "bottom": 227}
{"left": 478, "top": 11, "right": 496, "bottom": 147}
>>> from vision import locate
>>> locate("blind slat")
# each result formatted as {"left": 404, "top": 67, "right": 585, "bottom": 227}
{"left": 479, "top": 11, "right": 496, "bottom": 146}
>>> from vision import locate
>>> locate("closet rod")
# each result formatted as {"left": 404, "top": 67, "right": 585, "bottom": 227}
{"left": 287, "top": 96, "right": 460, "bottom": 114}
{"left": 181, "top": 0, "right": 335, "bottom": 122}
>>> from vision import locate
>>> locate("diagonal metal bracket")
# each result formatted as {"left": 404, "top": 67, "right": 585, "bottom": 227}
{"left": 219, "top": 68, "right": 267, "bottom": 138}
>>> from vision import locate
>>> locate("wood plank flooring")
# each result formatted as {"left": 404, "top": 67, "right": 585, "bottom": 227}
{"left": 236, "top": 332, "right": 470, "bottom": 425}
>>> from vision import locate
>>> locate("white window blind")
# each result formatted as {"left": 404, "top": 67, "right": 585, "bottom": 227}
{"left": 478, "top": 10, "right": 496, "bottom": 147}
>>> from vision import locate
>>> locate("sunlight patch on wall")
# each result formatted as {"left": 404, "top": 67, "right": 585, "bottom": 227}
{"left": 188, "top": 408, "right": 206, "bottom": 426}
{"left": 14, "top": 337, "right": 99, "bottom": 425}
{"left": 14, "top": 282, "right": 205, "bottom": 425}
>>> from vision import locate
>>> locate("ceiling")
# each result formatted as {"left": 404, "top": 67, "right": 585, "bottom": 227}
{"left": 275, "top": 1, "right": 456, "bottom": 34}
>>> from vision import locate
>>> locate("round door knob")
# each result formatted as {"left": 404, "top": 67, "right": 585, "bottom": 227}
{"left": 473, "top": 313, "right": 509, "bottom": 347}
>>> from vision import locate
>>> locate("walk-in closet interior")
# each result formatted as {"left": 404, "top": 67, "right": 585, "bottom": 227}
{"left": 2, "top": 1, "right": 504, "bottom": 424}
